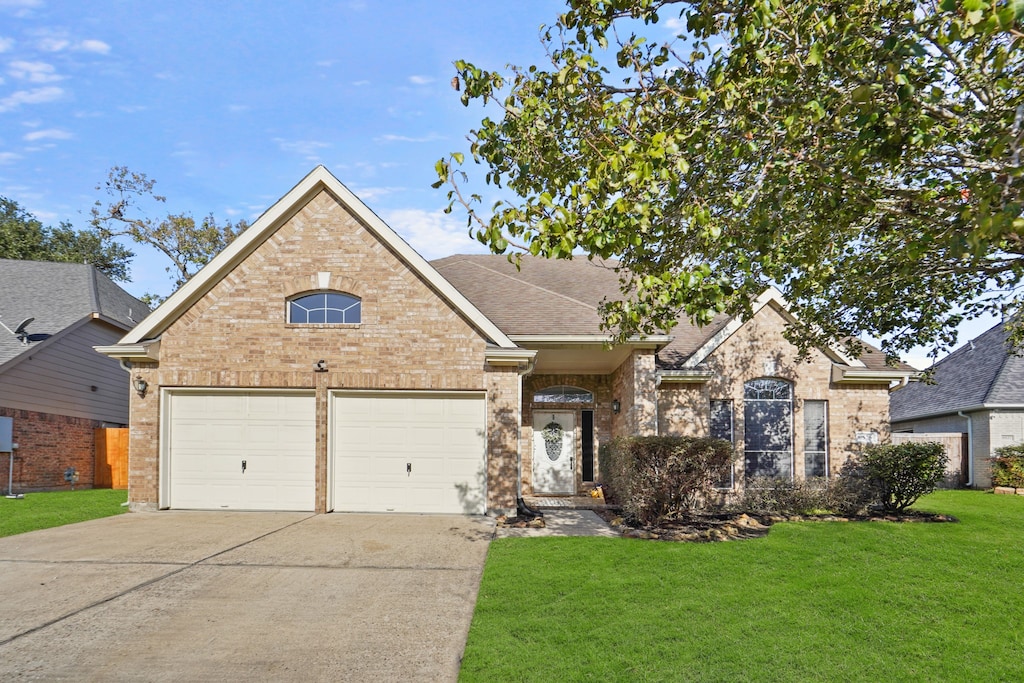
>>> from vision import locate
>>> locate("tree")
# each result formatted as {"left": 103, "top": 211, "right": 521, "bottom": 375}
{"left": 0, "top": 196, "right": 133, "bottom": 281}
{"left": 91, "top": 166, "right": 248, "bottom": 300}
{"left": 436, "top": 0, "right": 1024, "bottom": 359}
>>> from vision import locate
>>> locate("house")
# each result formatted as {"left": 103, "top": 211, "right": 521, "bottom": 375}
{"left": 95, "top": 166, "right": 911, "bottom": 514}
{"left": 891, "top": 319, "right": 1024, "bottom": 488}
{"left": 0, "top": 259, "right": 147, "bottom": 490}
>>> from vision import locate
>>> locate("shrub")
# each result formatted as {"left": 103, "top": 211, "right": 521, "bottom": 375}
{"left": 859, "top": 441, "right": 948, "bottom": 512}
{"left": 736, "top": 476, "right": 837, "bottom": 516}
{"left": 991, "top": 444, "right": 1024, "bottom": 488}
{"left": 600, "top": 436, "right": 734, "bottom": 526}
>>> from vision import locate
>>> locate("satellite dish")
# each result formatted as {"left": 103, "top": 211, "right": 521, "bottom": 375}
{"left": 14, "top": 318, "right": 33, "bottom": 336}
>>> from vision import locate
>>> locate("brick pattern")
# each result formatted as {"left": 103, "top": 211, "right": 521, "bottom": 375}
{"left": 657, "top": 304, "right": 891, "bottom": 484}
{"left": 0, "top": 407, "right": 100, "bottom": 491}
{"left": 127, "top": 190, "right": 512, "bottom": 512}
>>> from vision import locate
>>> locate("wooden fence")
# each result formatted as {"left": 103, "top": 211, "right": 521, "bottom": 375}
{"left": 94, "top": 428, "right": 128, "bottom": 489}
{"left": 891, "top": 432, "right": 968, "bottom": 488}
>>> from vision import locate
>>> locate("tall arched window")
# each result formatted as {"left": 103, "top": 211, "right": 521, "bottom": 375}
{"left": 533, "top": 386, "right": 594, "bottom": 403}
{"left": 743, "top": 378, "right": 793, "bottom": 481}
{"left": 288, "top": 292, "right": 361, "bottom": 324}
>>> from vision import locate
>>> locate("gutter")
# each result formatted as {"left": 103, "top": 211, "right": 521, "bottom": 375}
{"left": 957, "top": 410, "right": 974, "bottom": 488}
{"left": 93, "top": 339, "right": 162, "bottom": 361}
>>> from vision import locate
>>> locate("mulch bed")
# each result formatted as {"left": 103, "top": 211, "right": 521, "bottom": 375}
{"left": 592, "top": 507, "right": 958, "bottom": 543}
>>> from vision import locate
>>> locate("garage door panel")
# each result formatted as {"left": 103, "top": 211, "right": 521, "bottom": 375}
{"left": 331, "top": 392, "right": 486, "bottom": 514}
{"left": 167, "top": 392, "right": 315, "bottom": 511}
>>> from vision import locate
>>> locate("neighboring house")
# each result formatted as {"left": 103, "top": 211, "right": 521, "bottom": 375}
{"left": 891, "top": 319, "right": 1024, "bottom": 488}
{"left": 96, "top": 166, "right": 912, "bottom": 515}
{"left": 0, "top": 259, "right": 147, "bottom": 490}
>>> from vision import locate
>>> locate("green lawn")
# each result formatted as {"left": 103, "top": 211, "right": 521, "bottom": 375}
{"left": 0, "top": 489, "right": 128, "bottom": 538}
{"left": 461, "top": 490, "right": 1024, "bottom": 682}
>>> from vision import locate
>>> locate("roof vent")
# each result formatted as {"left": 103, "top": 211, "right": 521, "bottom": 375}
{"left": 0, "top": 317, "right": 34, "bottom": 345}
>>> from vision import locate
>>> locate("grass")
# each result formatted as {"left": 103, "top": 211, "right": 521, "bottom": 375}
{"left": 460, "top": 490, "right": 1024, "bottom": 682}
{"left": 0, "top": 488, "right": 128, "bottom": 538}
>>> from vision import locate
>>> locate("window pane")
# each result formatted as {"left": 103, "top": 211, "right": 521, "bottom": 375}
{"left": 804, "top": 400, "right": 828, "bottom": 478}
{"left": 325, "top": 309, "right": 343, "bottom": 324}
{"left": 805, "top": 452, "right": 827, "bottom": 478}
{"left": 308, "top": 309, "right": 326, "bottom": 324}
{"left": 745, "top": 452, "right": 793, "bottom": 479}
{"left": 344, "top": 301, "right": 361, "bottom": 323}
{"left": 710, "top": 400, "right": 733, "bottom": 441}
{"left": 534, "top": 386, "right": 594, "bottom": 403}
{"left": 289, "top": 301, "right": 307, "bottom": 323}
{"left": 745, "top": 402, "right": 791, "bottom": 451}
{"left": 743, "top": 379, "right": 793, "bottom": 482}
{"left": 744, "top": 378, "right": 792, "bottom": 400}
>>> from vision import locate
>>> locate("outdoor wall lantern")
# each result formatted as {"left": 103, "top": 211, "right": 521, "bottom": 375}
{"left": 315, "top": 359, "right": 328, "bottom": 372}
{"left": 133, "top": 375, "right": 148, "bottom": 398}
{"left": 612, "top": 399, "right": 621, "bottom": 414}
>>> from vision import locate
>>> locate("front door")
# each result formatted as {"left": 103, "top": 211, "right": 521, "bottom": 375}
{"left": 533, "top": 411, "right": 575, "bottom": 494}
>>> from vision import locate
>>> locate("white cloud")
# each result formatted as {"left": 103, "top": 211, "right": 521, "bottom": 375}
{"left": 351, "top": 80, "right": 370, "bottom": 87}
{"left": 226, "top": 104, "right": 249, "bottom": 113}
{"left": 118, "top": 104, "right": 147, "bottom": 113}
{"left": 0, "top": 0, "right": 42, "bottom": 17}
{"left": 0, "top": 85, "right": 63, "bottom": 112}
{"left": 22, "top": 127, "right": 71, "bottom": 141}
{"left": 274, "top": 138, "right": 330, "bottom": 161}
{"left": 78, "top": 39, "right": 110, "bottom": 54}
{"left": 8, "top": 60, "right": 63, "bottom": 83}
{"left": 380, "top": 208, "right": 488, "bottom": 260}
{"left": 408, "top": 75, "right": 433, "bottom": 85}
{"left": 0, "top": 37, "right": 13, "bottom": 52}
{"left": 663, "top": 17, "right": 686, "bottom": 33}
{"left": 37, "top": 37, "right": 69, "bottom": 52}
{"left": 375, "top": 132, "right": 442, "bottom": 143}
{"left": 348, "top": 185, "right": 403, "bottom": 201}
{"left": 0, "top": 151, "right": 22, "bottom": 164}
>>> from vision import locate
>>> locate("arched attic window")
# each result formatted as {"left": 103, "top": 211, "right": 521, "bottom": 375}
{"left": 534, "top": 385, "right": 594, "bottom": 403}
{"left": 288, "top": 292, "right": 361, "bottom": 324}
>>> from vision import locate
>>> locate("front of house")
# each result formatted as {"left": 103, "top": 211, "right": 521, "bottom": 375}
{"left": 97, "top": 167, "right": 911, "bottom": 515}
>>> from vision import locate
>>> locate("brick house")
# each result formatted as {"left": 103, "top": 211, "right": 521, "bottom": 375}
{"left": 1, "top": 259, "right": 147, "bottom": 491}
{"left": 96, "top": 167, "right": 911, "bottom": 514}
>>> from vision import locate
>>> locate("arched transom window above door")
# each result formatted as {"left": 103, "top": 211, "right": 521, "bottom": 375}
{"left": 288, "top": 292, "right": 361, "bottom": 324}
{"left": 533, "top": 385, "right": 594, "bottom": 403}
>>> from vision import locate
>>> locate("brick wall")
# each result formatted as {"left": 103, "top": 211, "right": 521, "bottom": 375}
{"left": 0, "top": 407, "right": 100, "bottom": 491}
{"left": 657, "top": 303, "right": 891, "bottom": 485}
{"left": 127, "top": 189, "right": 506, "bottom": 512}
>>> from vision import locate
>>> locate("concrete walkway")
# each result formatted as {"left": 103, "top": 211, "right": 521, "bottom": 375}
{"left": 493, "top": 509, "right": 620, "bottom": 538}
{"left": 0, "top": 511, "right": 494, "bottom": 682}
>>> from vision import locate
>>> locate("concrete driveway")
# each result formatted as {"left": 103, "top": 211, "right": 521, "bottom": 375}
{"left": 0, "top": 511, "right": 494, "bottom": 681}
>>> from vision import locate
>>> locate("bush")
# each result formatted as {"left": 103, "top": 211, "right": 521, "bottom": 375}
{"left": 991, "top": 444, "right": 1024, "bottom": 488}
{"left": 736, "top": 476, "right": 836, "bottom": 516}
{"left": 858, "top": 441, "right": 948, "bottom": 512}
{"left": 600, "top": 436, "right": 734, "bottom": 526}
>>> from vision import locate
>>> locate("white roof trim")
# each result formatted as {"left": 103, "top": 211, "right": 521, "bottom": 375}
{"left": 657, "top": 368, "right": 714, "bottom": 383}
{"left": 509, "top": 334, "right": 672, "bottom": 348}
{"left": 830, "top": 365, "right": 914, "bottom": 384}
{"left": 94, "top": 340, "right": 161, "bottom": 361}
{"left": 892, "top": 403, "right": 1024, "bottom": 423}
{"left": 117, "top": 166, "right": 516, "bottom": 349}
{"left": 485, "top": 348, "right": 538, "bottom": 365}
{"left": 682, "top": 287, "right": 865, "bottom": 368}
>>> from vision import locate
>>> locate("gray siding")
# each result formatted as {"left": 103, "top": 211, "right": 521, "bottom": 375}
{"left": 0, "top": 321, "right": 130, "bottom": 423}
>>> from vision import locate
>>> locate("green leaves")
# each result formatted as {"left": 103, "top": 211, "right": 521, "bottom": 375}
{"left": 436, "top": 0, "right": 1024, "bottom": 356}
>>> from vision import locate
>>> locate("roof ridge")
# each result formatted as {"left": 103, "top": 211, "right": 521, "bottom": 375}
{"left": 440, "top": 257, "right": 601, "bottom": 313}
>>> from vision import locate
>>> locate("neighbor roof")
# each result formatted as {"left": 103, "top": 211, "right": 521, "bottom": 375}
{"left": 0, "top": 259, "right": 147, "bottom": 368}
{"left": 891, "top": 319, "right": 1024, "bottom": 421}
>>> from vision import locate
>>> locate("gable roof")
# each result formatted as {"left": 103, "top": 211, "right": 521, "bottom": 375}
{"left": 432, "top": 254, "right": 904, "bottom": 374}
{"left": 113, "top": 166, "right": 517, "bottom": 350}
{"left": 0, "top": 259, "right": 146, "bottom": 370}
{"left": 891, "top": 319, "right": 1024, "bottom": 421}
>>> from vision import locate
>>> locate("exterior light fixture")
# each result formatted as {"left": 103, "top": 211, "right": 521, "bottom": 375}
{"left": 315, "top": 359, "right": 328, "bottom": 372}
{"left": 612, "top": 399, "right": 621, "bottom": 414}
{"left": 133, "top": 375, "right": 148, "bottom": 398}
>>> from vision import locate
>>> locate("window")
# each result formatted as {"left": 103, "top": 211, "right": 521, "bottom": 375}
{"left": 743, "top": 379, "right": 794, "bottom": 481}
{"left": 804, "top": 400, "right": 829, "bottom": 478}
{"left": 710, "top": 400, "right": 734, "bottom": 488}
{"left": 533, "top": 386, "right": 594, "bottom": 403}
{"left": 288, "top": 292, "right": 361, "bottom": 324}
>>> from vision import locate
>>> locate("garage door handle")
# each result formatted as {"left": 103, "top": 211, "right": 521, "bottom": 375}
{"left": 407, "top": 462, "right": 412, "bottom": 476}
{"left": 241, "top": 459, "right": 247, "bottom": 473}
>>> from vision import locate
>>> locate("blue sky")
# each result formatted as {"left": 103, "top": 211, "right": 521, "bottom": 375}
{"left": 0, "top": 0, "right": 997, "bottom": 367}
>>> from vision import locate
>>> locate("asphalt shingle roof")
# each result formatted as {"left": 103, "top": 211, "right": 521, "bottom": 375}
{"left": 431, "top": 254, "right": 897, "bottom": 370}
{"left": 0, "top": 259, "right": 147, "bottom": 368}
{"left": 890, "top": 319, "right": 1024, "bottom": 421}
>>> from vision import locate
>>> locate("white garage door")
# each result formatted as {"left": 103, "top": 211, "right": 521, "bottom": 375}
{"left": 330, "top": 392, "right": 486, "bottom": 514}
{"left": 166, "top": 391, "right": 316, "bottom": 511}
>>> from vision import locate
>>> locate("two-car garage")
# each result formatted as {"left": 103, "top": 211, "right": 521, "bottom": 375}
{"left": 163, "top": 390, "right": 486, "bottom": 514}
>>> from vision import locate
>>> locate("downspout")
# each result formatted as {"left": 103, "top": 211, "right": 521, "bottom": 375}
{"left": 957, "top": 410, "right": 974, "bottom": 488}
